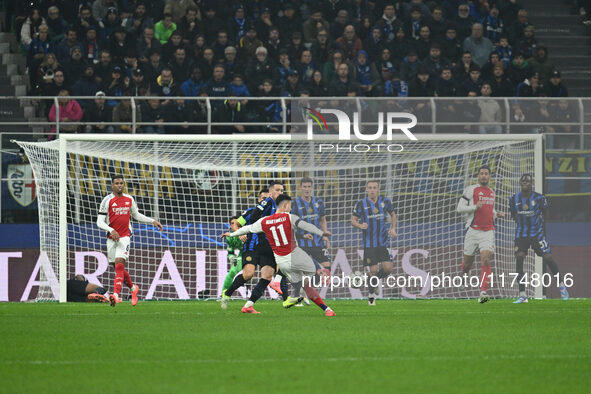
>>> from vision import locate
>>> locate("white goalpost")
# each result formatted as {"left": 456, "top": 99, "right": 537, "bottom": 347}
{"left": 16, "top": 134, "right": 544, "bottom": 302}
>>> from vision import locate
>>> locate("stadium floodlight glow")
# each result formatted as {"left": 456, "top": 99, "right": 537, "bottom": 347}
{"left": 16, "top": 134, "right": 543, "bottom": 302}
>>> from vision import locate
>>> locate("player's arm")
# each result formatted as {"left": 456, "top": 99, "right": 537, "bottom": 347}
{"left": 96, "top": 198, "right": 119, "bottom": 241}
{"left": 319, "top": 214, "right": 331, "bottom": 248}
{"left": 351, "top": 201, "right": 368, "bottom": 230}
{"left": 389, "top": 210, "right": 398, "bottom": 237}
{"left": 508, "top": 195, "right": 517, "bottom": 221}
{"left": 291, "top": 214, "right": 331, "bottom": 237}
{"left": 249, "top": 197, "right": 272, "bottom": 224}
{"left": 131, "top": 199, "right": 164, "bottom": 231}
{"left": 456, "top": 188, "right": 478, "bottom": 213}
{"left": 222, "top": 218, "right": 264, "bottom": 238}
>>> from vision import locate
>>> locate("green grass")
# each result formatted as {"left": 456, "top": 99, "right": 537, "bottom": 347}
{"left": 1, "top": 299, "right": 590, "bottom": 393}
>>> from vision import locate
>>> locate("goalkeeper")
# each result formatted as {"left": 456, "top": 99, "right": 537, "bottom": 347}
{"left": 222, "top": 216, "right": 244, "bottom": 297}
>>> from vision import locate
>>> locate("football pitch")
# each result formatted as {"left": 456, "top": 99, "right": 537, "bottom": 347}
{"left": 1, "top": 299, "right": 590, "bottom": 393}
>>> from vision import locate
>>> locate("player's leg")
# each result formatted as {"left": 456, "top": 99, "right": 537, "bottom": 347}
{"left": 222, "top": 263, "right": 242, "bottom": 293}
{"left": 242, "top": 247, "right": 276, "bottom": 313}
{"left": 462, "top": 228, "right": 478, "bottom": 276}
{"left": 513, "top": 238, "right": 529, "bottom": 303}
{"left": 367, "top": 262, "right": 379, "bottom": 306}
{"left": 269, "top": 273, "right": 283, "bottom": 295}
{"left": 224, "top": 252, "right": 255, "bottom": 298}
{"left": 84, "top": 281, "right": 108, "bottom": 303}
{"left": 536, "top": 236, "right": 568, "bottom": 300}
{"left": 478, "top": 231, "right": 495, "bottom": 303}
{"left": 289, "top": 248, "right": 334, "bottom": 315}
{"left": 110, "top": 257, "right": 126, "bottom": 307}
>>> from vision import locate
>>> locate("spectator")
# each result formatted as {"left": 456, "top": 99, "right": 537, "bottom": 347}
{"left": 404, "top": 5, "right": 425, "bottom": 41}
{"left": 190, "top": 34, "right": 206, "bottom": 64}
{"left": 400, "top": 50, "right": 420, "bottom": 83}
{"left": 256, "top": 79, "right": 282, "bottom": 132}
{"left": 442, "top": 25, "right": 462, "bottom": 64}
{"left": 92, "top": 0, "right": 116, "bottom": 22}
{"left": 287, "top": 31, "right": 305, "bottom": 64}
{"left": 508, "top": 8, "right": 528, "bottom": 45}
{"left": 478, "top": 83, "right": 502, "bottom": 133}
{"left": 435, "top": 66, "right": 460, "bottom": 97}
{"left": 205, "top": 64, "right": 232, "bottom": 106}
{"left": 500, "top": 0, "right": 522, "bottom": 27}
{"left": 48, "top": 89, "right": 83, "bottom": 137}
{"left": 461, "top": 64, "right": 484, "bottom": 95}
{"left": 322, "top": 49, "right": 346, "bottom": 86}
{"left": 265, "top": 26, "right": 283, "bottom": 63}
{"left": 429, "top": 6, "right": 447, "bottom": 38}
{"left": 99, "top": 7, "right": 121, "bottom": 44}
{"left": 81, "top": 26, "right": 101, "bottom": 64}
{"left": 363, "top": 26, "right": 385, "bottom": 63}
{"left": 20, "top": 8, "right": 45, "bottom": 51}
{"left": 113, "top": 98, "right": 139, "bottom": 132}
{"left": 389, "top": 27, "right": 413, "bottom": 65}
{"left": 201, "top": 5, "right": 225, "bottom": 44}
{"left": 496, "top": 36, "right": 512, "bottom": 69}
{"left": 353, "top": 50, "right": 380, "bottom": 96}
{"left": 488, "top": 64, "right": 515, "bottom": 97}
{"left": 169, "top": 47, "right": 193, "bottom": 83}
{"left": 181, "top": 66, "right": 204, "bottom": 97}
{"left": 306, "top": 69, "right": 328, "bottom": 97}
{"left": 139, "top": 99, "right": 165, "bottom": 134}
{"left": 321, "top": 0, "right": 351, "bottom": 22}
{"left": 328, "top": 63, "right": 359, "bottom": 96}
{"left": 413, "top": 25, "right": 432, "bottom": 60}
{"left": 102, "top": 65, "right": 126, "bottom": 105}
{"left": 143, "top": 48, "right": 163, "bottom": 85}
{"left": 27, "top": 24, "right": 54, "bottom": 91}
{"left": 297, "top": 50, "right": 317, "bottom": 85}
{"left": 129, "top": 68, "right": 149, "bottom": 96}
{"left": 376, "top": 47, "right": 396, "bottom": 75}
{"left": 123, "top": 2, "right": 154, "bottom": 37}
{"left": 83, "top": 91, "right": 114, "bottom": 133}
{"left": 152, "top": 67, "right": 180, "bottom": 102}
{"left": 310, "top": 29, "right": 332, "bottom": 67}
{"left": 245, "top": 46, "right": 277, "bottom": 95}
{"left": 162, "top": 30, "right": 186, "bottom": 64}
{"left": 283, "top": 69, "right": 304, "bottom": 97}
{"left": 198, "top": 47, "right": 216, "bottom": 81}
{"left": 239, "top": 24, "right": 264, "bottom": 59}
{"left": 516, "top": 25, "right": 537, "bottom": 59}
{"left": 277, "top": 49, "right": 293, "bottom": 86}
{"left": 136, "top": 26, "right": 162, "bottom": 63}
{"left": 212, "top": 30, "right": 231, "bottom": 63}
{"left": 254, "top": 7, "right": 273, "bottom": 42}
{"left": 550, "top": 100, "right": 577, "bottom": 148}
{"left": 421, "top": 42, "right": 451, "bottom": 79}
{"left": 164, "top": 0, "right": 198, "bottom": 24}
{"left": 383, "top": 71, "right": 409, "bottom": 97}
{"left": 73, "top": 64, "right": 99, "bottom": 103}
{"left": 330, "top": 10, "right": 350, "bottom": 41}
{"left": 177, "top": 5, "right": 200, "bottom": 46}
{"left": 480, "top": 52, "right": 501, "bottom": 82}
{"left": 108, "top": 27, "right": 132, "bottom": 64}
{"left": 278, "top": 3, "right": 301, "bottom": 44}
{"left": 222, "top": 46, "right": 243, "bottom": 82}
{"left": 56, "top": 28, "right": 81, "bottom": 64}
{"left": 528, "top": 46, "right": 554, "bottom": 82}
{"left": 228, "top": 4, "right": 249, "bottom": 44}
{"left": 63, "top": 47, "right": 87, "bottom": 88}
{"left": 163, "top": 97, "right": 195, "bottom": 133}
{"left": 93, "top": 49, "right": 113, "bottom": 84}
{"left": 46, "top": 6, "right": 68, "bottom": 42}
{"left": 73, "top": 5, "right": 98, "bottom": 39}
{"left": 42, "top": 67, "right": 66, "bottom": 98}
{"left": 230, "top": 74, "right": 251, "bottom": 98}
{"left": 545, "top": 70, "right": 568, "bottom": 97}
{"left": 408, "top": 66, "right": 436, "bottom": 96}
{"left": 463, "top": 23, "right": 494, "bottom": 67}
{"left": 516, "top": 71, "right": 541, "bottom": 97}
{"left": 154, "top": 13, "right": 177, "bottom": 44}
{"left": 212, "top": 97, "right": 246, "bottom": 133}
{"left": 356, "top": 15, "right": 373, "bottom": 42}
{"left": 454, "top": 3, "right": 476, "bottom": 42}
{"left": 303, "top": 8, "right": 330, "bottom": 43}
{"left": 507, "top": 51, "right": 531, "bottom": 87}
{"left": 481, "top": 3, "right": 504, "bottom": 44}
{"left": 335, "top": 25, "right": 363, "bottom": 61}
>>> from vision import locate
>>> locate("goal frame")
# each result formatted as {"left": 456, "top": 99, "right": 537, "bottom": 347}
{"left": 56, "top": 133, "right": 544, "bottom": 302}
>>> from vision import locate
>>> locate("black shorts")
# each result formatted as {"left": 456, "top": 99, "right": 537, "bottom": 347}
{"left": 66, "top": 279, "right": 88, "bottom": 302}
{"left": 363, "top": 247, "right": 391, "bottom": 266}
{"left": 302, "top": 246, "right": 331, "bottom": 265}
{"left": 515, "top": 236, "right": 551, "bottom": 257}
{"left": 242, "top": 244, "right": 277, "bottom": 270}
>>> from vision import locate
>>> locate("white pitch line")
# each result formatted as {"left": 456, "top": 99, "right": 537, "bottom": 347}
{"left": 2, "top": 354, "right": 589, "bottom": 366}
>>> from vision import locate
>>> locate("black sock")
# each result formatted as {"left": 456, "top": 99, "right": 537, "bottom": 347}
{"left": 225, "top": 274, "right": 246, "bottom": 297}
{"left": 249, "top": 278, "right": 270, "bottom": 303}
{"left": 543, "top": 256, "right": 560, "bottom": 281}
{"left": 280, "top": 276, "right": 289, "bottom": 301}
{"left": 516, "top": 255, "right": 525, "bottom": 293}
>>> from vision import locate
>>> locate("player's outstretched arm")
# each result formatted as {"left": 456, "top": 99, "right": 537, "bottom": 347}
{"left": 292, "top": 214, "right": 331, "bottom": 237}
{"left": 222, "top": 218, "right": 264, "bottom": 238}
{"left": 131, "top": 199, "right": 164, "bottom": 231}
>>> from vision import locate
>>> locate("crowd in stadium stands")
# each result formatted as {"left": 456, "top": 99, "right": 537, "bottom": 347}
{"left": 7, "top": 0, "right": 574, "bottom": 134}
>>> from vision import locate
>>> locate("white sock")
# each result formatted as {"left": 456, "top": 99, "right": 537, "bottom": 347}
{"left": 519, "top": 291, "right": 526, "bottom": 297}
{"left": 273, "top": 274, "right": 282, "bottom": 282}
{"left": 559, "top": 281, "right": 565, "bottom": 288}
{"left": 244, "top": 300, "right": 254, "bottom": 308}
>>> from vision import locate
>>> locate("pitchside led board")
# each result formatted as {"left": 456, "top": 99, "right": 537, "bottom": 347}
{"left": 8, "top": 101, "right": 583, "bottom": 302}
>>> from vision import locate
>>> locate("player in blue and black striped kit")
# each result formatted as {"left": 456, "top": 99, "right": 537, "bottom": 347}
{"left": 509, "top": 174, "right": 569, "bottom": 303}
{"left": 351, "top": 180, "right": 397, "bottom": 305}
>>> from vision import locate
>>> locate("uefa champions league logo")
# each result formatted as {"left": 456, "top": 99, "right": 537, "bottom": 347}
{"left": 305, "top": 108, "right": 418, "bottom": 152}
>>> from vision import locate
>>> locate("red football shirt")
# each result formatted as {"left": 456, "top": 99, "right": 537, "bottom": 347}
{"left": 260, "top": 213, "right": 296, "bottom": 256}
{"left": 98, "top": 193, "right": 135, "bottom": 237}
{"left": 463, "top": 185, "right": 496, "bottom": 231}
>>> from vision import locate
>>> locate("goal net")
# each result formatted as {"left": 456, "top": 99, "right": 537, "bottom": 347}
{"left": 17, "top": 134, "right": 542, "bottom": 302}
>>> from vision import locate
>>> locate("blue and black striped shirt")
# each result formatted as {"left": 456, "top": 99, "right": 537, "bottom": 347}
{"left": 292, "top": 196, "right": 326, "bottom": 248}
{"left": 509, "top": 191, "right": 548, "bottom": 238}
{"left": 353, "top": 196, "right": 395, "bottom": 248}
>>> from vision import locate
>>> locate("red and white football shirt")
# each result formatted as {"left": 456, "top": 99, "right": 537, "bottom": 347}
{"left": 462, "top": 184, "right": 496, "bottom": 231}
{"left": 260, "top": 213, "right": 296, "bottom": 256}
{"left": 98, "top": 193, "right": 137, "bottom": 238}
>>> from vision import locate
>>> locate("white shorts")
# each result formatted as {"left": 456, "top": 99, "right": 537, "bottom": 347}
{"left": 463, "top": 227, "right": 495, "bottom": 256}
{"left": 274, "top": 247, "right": 317, "bottom": 283}
{"left": 107, "top": 236, "right": 131, "bottom": 262}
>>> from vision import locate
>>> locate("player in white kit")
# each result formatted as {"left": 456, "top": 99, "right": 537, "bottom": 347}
{"left": 221, "top": 194, "right": 335, "bottom": 316}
